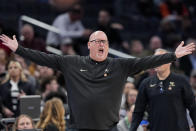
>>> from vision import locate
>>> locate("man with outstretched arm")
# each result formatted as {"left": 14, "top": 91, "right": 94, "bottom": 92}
{"left": 0, "top": 31, "right": 195, "bottom": 131}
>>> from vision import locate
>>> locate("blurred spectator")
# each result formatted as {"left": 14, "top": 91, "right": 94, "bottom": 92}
{"left": 0, "top": 61, "right": 34, "bottom": 117}
{"left": 0, "top": 48, "right": 8, "bottom": 83}
{"left": 49, "top": 0, "right": 79, "bottom": 10}
{"left": 147, "top": 35, "right": 163, "bottom": 55}
{"left": 120, "top": 82, "right": 135, "bottom": 119}
{"left": 120, "top": 88, "right": 138, "bottom": 119}
{"left": 34, "top": 65, "right": 55, "bottom": 86}
{"left": 124, "top": 82, "right": 135, "bottom": 92}
{"left": 179, "top": 38, "right": 196, "bottom": 76}
{"left": 137, "top": 0, "right": 158, "bottom": 18}
{"left": 43, "top": 91, "right": 68, "bottom": 130}
{"left": 118, "top": 105, "right": 144, "bottom": 131}
{"left": 44, "top": 92, "right": 67, "bottom": 105}
{"left": 40, "top": 76, "right": 67, "bottom": 114}
{"left": 159, "top": 0, "right": 189, "bottom": 20}
{"left": 12, "top": 114, "right": 35, "bottom": 131}
{"left": 14, "top": 54, "right": 37, "bottom": 89}
{"left": 36, "top": 98, "right": 65, "bottom": 131}
{"left": 40, "top": 76, "right": 66, "bottom": 102}
{"left": 129, "top": 40, "right": 148, "bottom": 57}
{"left": 182, "top": 16, "right": 194, "bottom": 40}
{"left": 159, "top": 18, "right": 182, "bottom": 48}
{"left": 0, "top": 41, "right": 12, "bottom": 56}
{"left": 124, "top": 89, "right": 138, "bottom": 111}
{"left": 114, "top": 0, "right": 140, "bottom": 19}
{"left": 60, "top": 38, "right": 76, "bottom": 55}
{"left": 20, "top": 24, "right": 46, "bottom": 52}
{"left": 96, "top": 9, "right": 124, "bottom": 49}
{"left": 36, "top": 66, "right": 54, "bottom": 79}
{"left": 46, "top": 4, "right": 92, "bottom": 46}
{"left": 184, "top": 0, "right": 196, "bottom": 17}
{"left": 0, "top": 48, "right": 8, "bottom": 65}
{"left": 121, "top": 82, "right": 135, "bottom": 108}
{"left": 153, "top": 0, "right": 164, "bottom": 6}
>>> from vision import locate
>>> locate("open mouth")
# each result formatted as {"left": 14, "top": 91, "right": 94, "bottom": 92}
{"left": 98, "top": 49, "right": 104, "bottom": 54}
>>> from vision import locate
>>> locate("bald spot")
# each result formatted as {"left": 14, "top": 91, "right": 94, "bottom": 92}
{"left": 89, "top": 31, "right": 108, "bottom": 41}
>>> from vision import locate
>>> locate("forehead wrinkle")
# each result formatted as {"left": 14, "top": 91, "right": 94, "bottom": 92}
{"left": 89, "top": 31, "right": 108, "bottom": 41}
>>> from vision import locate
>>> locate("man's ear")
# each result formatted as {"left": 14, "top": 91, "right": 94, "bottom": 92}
{"left": 87, "top": 42, "right": 90, "bottom": 49}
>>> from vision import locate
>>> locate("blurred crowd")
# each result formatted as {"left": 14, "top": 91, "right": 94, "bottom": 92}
{"left": 0, "top": 0, "right": 196, "bottom": 131}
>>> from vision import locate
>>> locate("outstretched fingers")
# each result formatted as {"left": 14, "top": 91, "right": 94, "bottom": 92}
{"left": 0, "top": 34, "right": 18, "bottom": 52}
{"left": 0, "top": 35, "right": 7, "bottom": 42}
{"left": 0, "top": 34, "right": 10, "bottom": 43}
{"left": 184, "top": 47, "right": 195, "bottom": 54}
{"left": 185, "top": 42, "right": 195, "bottom": 48}
{"left": 185, "top": 44, "right": 195, "bottom": 51}
{"left": 185, "top": 51, "right": 193, "bottom": 55}
{"left": 13, "top": 35, "right": 16, "bottom": 40}
{"left": 2, "top": 34, "right": 10, "bottom": 40}
{"left": 179, "top": 41, "right": 184, "bottom": 47}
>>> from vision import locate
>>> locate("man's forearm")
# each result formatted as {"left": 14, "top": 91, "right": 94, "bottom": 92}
{"left": 130, "top": 53, "right": 176, "bottom": 74}
{"left": 15, "top": 45, "right": 61, "bottom": 70}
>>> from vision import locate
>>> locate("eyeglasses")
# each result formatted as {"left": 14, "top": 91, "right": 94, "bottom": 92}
{"left": 89, "top": 39, "right": 108, "bottom": 45}
{"left": 128, "top": 94, "right": 137, "bottom": 97}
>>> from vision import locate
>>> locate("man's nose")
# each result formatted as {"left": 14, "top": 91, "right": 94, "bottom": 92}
{"left": 99, "top": 42, "right": 104, "bottom": 46}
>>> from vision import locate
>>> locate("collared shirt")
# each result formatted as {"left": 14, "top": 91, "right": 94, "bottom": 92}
{"left": 131, "top": 73, "right": 196, "bottom": 131}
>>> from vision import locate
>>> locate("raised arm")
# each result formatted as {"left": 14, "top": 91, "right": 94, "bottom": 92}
{"left": 124, "top": 41, "right": 195, "bottom": 75}
{"left": 0, "top": 34, "right": 63, "bottom": 70}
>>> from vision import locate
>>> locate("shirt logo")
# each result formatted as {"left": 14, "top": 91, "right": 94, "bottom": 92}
{"left": 104, "top": 68, "right": 109, "bottom": 77}
{"left": 80, "top": 69, "right": 88, "bottom": 72}
{"left": 168, "top": 82, "right": 175, "bottom": 91}
{"left": 168, "top": 86, "right": 172, "bottom": 90}
{"left": 169, "top": 82, "right": 175, "bottom": 87}
{"left": 150, "top": 84, "right": 156, "bottom": 87}
{"left": 105, "top": 69, "right": 109, "bottom": 73}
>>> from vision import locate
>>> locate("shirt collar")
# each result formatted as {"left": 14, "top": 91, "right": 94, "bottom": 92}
{"left": 87, "top": 56, "right": 108, "bottom": 65}
{"left": 10, "top": 80, "right": 18, "bottom": 86}
{"left": 156, "top": 72, "right": 172, "bottom": 81}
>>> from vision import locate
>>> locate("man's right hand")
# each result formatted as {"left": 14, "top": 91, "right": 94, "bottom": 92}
{"left": 175, "top": 41, "right": 195, "bottom": 58}
{"left": 0, "top": 34, "right": 18, "bottom": 52}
